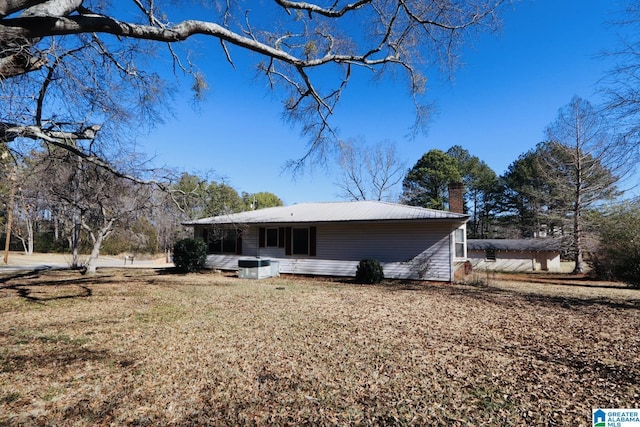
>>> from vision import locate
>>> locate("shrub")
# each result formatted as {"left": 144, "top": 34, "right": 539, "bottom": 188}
{"left": 355, "top": 258, "right": 384, "bottom": 284}
{"left": 589, "top": 202, "right": 640, "bottom": 288}
{"left": 591, "top": 251, "right": 640, "bottom": 288}
{"left": 33, "top": 232, "right": 55, "bottom": 253}
{"left": 173, "top": 238, "right": 207, "bottom": 273}
{"left": 462, "top": 270, "right": 495, "bottom": 288}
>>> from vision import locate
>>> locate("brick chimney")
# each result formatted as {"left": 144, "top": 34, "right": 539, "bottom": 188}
{"left": 448, "top": 182, "right": 464, "bottom": 214}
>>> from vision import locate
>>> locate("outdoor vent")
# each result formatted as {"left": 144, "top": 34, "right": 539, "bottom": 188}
{"left": 238, "top": 258, "right": 279, "bottom": 279}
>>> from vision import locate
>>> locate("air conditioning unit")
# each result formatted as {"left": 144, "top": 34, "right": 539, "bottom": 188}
{"left": 238, "top": 258, "right": 279, "bottom": 279}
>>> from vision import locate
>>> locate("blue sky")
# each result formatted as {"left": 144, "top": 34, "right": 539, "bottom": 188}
{"left": 139, "top": 0, "right": 629, "bottom": 205}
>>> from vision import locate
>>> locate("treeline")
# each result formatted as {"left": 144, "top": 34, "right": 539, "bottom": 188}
{"left": 399, "top": 96, "right": 638, "bottom": 284}
{"left": 400, "top": 143, "right": 640, "bottom": 285}
{"left": 1, "top": 95, "right": 638, "bottom": 284}
{"left": 401, "top": 141, "right": 618, "bottom": 240}
{"left": 0, "top": 147, "right": 282, "bottom": 272}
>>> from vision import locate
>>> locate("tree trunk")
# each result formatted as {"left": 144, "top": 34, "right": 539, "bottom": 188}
{"left": 26, "top": 216, "right": 33, "bottom": 255}
{"left": 3, "top": 174, "right": 16, "bottom": 264}
{"left": 573, "top": 202, "right": 584, "bottom": 273}
{"left": 18, "top": 236, "right": 27, "bottom": 255}
{"left": 573, "top": 145, "right": 584, "bottom": 274}
{"left": 72, "top": 156, "right": 82, "bottom": 268}
{"left": 72, "top": 217, "right": 80, "bottom": 268}
{"left": 83, "top": 244, "right": 100, "bottom": 274}
{"left": 54, "top": 215, "right": 59, "bottom": 240}
{"left": 83, "top": 219, "right": 115, "bottom": 275}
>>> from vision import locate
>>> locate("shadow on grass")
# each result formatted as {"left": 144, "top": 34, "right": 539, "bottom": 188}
{"left": 496, "top": 273, "right": 635, "bottom": 291}
{"left": 1, "top": 346, "right": 113, "bottom": 374}
{"left": 0, "top": 267, "right": 51, "bottom": 284}
{"left": 12, "top": 283, "right": 93, "bottom": 302}
{"left": 0, "top": 268, "right": 122, "bottom": 302}
{"left": 1, "top": 335, "right": 143, "bottom": 425}
{"left": 273, "top": 273, "right": 640, "bottom": 308}
{"left": 534, "top": 351, "right": 640, "bottom": 385}
{"left": 154, "top": 266, "right": 191, "bottom": 276}
{"left": 522, "top": 292, "right": 640, "bottom": 310}
{"left": 0, "top": 266, "right": 217, "bottom": 302}
{"left": 441, "top": 282, "right": 640, "bottom": 311}
{"left": 344, "top": 273, "right": 640, "bottom": 311}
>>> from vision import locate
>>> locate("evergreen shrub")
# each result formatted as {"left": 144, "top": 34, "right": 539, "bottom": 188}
{"left": 355, "top": 258, "right": 384, "bottom": 284}
{"left": 173, "top": 238, "right": 207, "bottom": 273}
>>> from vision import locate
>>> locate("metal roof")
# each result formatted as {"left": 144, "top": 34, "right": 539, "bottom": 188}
{"left": 184, "top": 200, "right": 468, "bottom": 226}
{"left": 467, "top": 238, "right": 563, "bottom": 252}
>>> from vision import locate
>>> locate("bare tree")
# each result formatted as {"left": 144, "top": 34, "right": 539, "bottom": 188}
{"left": 544, "top": 96, "right": 623, "bottom": 273}
{"left": 1, "top": 8, "right": 167, "bottom": 183}
{"left": 1, "top": 0, "right": 507, "bottom": 168}
{"left": 600, "top": 1, "right": 640, "bottom": 166}
{"left": 12, "top": 174, "right": 39, "bottom": 255}
{"left": 33, "top": 150, "right": 153, "bottom": 273}
{"left": 334, "top": 139, "right": 405, "bottom": 201}
{"left": 151, "top": 187, "right": 189, "bottom": 263}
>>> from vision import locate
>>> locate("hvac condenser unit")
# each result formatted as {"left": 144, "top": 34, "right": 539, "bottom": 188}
{"left": 238, "top": 258, "right": 279, "bottom": 279}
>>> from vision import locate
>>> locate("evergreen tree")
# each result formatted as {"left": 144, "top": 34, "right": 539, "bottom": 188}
{"left": 402, "top": 149, "right": 462, "bottom": 210}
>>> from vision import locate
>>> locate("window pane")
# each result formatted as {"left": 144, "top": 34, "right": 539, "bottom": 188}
{"left": 455, "top": 243, "right": 465, "bottom": 258}
{"left": 266, "top": 228, "right": 278, "bottom": 247}
{"left": 292, "top": 228, "right": 309, "bottom": 255}
{"left": 209, "top": 238, "right": 222, "bottom": 253}
{"left": 209, "top": 229, "right": 236, "bottom": 254}
{"left": 455, "top": 228, "right": 465, "bottom": 242}
{"left": 222, "top": 230, "right": 237, "bottom": 253}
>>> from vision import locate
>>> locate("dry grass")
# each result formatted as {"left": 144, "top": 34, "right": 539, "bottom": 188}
{"left": 1, "top": 268, "right": 639, "bottom": 426}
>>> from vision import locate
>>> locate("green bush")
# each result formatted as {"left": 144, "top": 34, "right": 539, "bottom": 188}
{"left": 355, "top": 258, "right": 384, "bottom": 284}
{"left": 33, "top": 232, "right": 55, "bottom": 253}
{"left": 173, "top": 238, "right": 207, "bottom": 273}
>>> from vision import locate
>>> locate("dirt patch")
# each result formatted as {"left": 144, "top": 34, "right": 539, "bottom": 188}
{"left": 1, "top": 268, "right": 638, "bottom": 425}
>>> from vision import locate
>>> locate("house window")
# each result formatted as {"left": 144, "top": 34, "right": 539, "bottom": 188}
{"left": 292, "top": 228, "right": 309, "bottom": 255}
{"left": 208, "top": 229, "right": 238, "bottom": 254}
{"left": 454, "top": 228, "right": 465, "bottom": 258}
{"left": 485, "top": 249, "right": 496, "bottom": 261}
{"left": 266, "top": 228, "right": 279, "bottom": 247}
{"left": 284, "top": 226, "right": 316, "bottom": 256}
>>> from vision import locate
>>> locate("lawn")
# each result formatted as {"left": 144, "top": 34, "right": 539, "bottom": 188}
{"left": 1, "top": 268, "right": 639, "bottom": 426}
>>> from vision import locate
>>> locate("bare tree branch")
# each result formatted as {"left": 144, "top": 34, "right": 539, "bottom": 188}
{"left": 1, "top": 0, "right": 507, "bottom": 170}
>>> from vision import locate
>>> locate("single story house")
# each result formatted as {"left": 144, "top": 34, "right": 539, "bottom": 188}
{"left": 183, "top": 200, "right": 469, "bottom": 281}
{"left": 467, "top": 238, "right": 563, "bottom": 272}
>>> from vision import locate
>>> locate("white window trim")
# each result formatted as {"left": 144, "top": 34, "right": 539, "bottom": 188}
{"left": 454, "top": 225, "right": 467, "bottom": 259}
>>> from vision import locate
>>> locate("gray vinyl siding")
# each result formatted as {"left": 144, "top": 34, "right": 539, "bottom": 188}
{"left": 199, "top": 221, "right": 459, "bottom": 281}
{"left": 316, "top": 222, "right": 449, "bottom": 261}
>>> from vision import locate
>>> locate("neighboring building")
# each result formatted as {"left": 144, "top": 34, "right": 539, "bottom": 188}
{"left": 183, "top": 200, "right": 469, "bottom": 281}
{"left": 467, "top": 238, "right": 562, "bottom": 272}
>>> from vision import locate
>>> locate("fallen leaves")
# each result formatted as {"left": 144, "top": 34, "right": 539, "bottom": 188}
{"left": 0, "top": 269, "right": 638, "bottom": 425}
